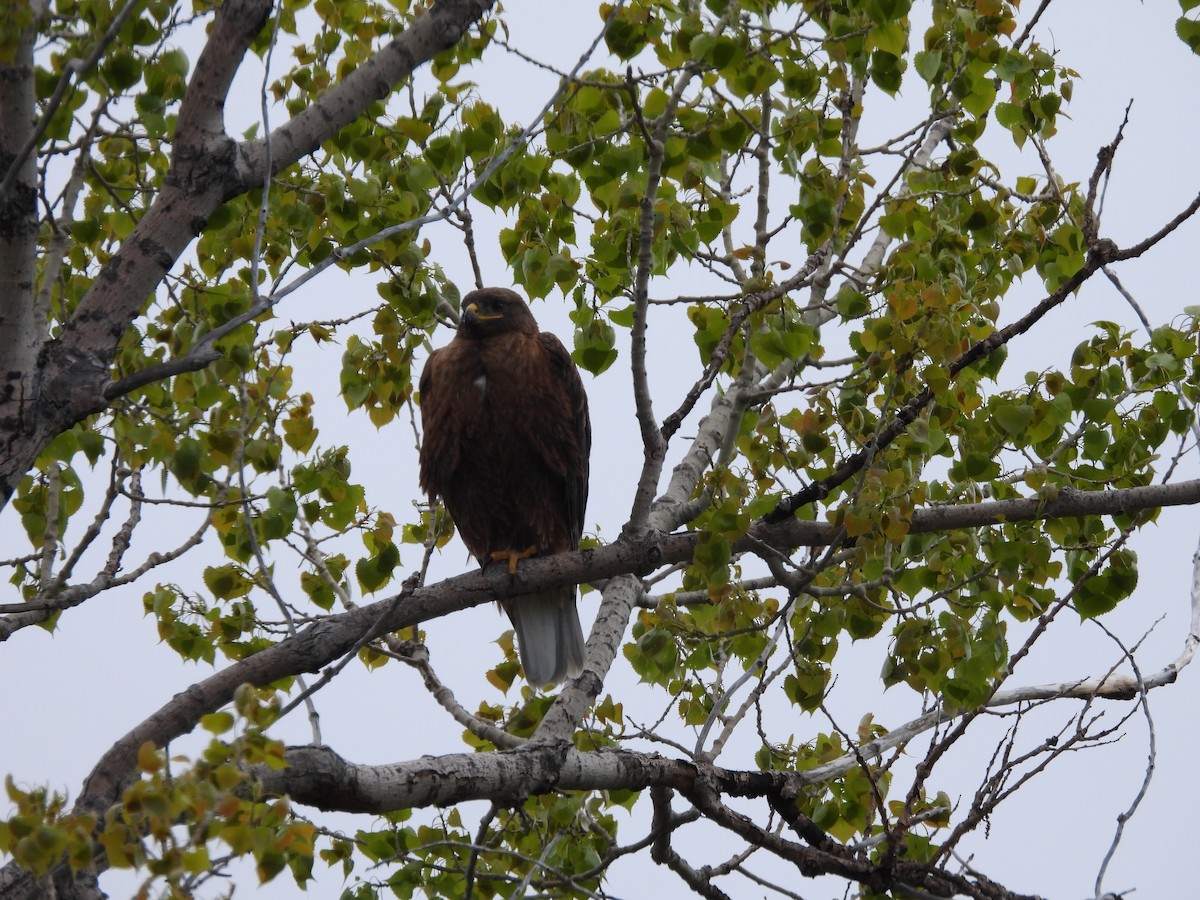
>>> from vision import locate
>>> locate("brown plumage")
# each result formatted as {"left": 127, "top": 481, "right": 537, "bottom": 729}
{"left": 418, "top": 287, "right": 590, "bottom": 686}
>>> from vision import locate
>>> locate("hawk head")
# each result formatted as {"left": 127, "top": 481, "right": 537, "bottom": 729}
{"left": 458, "top": 287, "right": 538, "bottom": 339}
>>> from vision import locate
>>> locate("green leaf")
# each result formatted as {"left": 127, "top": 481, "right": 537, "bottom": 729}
{"left": 961, "top": 73, "right": 997, "bottom": 118}
{"left": 607, "top": 305, "right": 635, "bottom": 328}
{"left": 204, "top": 565, "right": 253, "bottom": 600}
{"left": 870, "top": 21, "right": 907, "bottom": 58}
{"left": 201, "top": 712, "right": 235, "bottom": 734}
{"left": 993, "top": 403, "right": 1034, "bottom": 438}
{"left": 572, "top": 308, "right": 619, "bottom": 375}
{"left": 914, "top": 49, "right": 941, "bottom": 82}
{"left": 1177, "top": 15, "right": 1200, "bottom": 53}
{"left": 355, "top": 543, "right": 400, "bottom": 593}
{"left": 101, "top": 51, "right": 143, "bottom": 90}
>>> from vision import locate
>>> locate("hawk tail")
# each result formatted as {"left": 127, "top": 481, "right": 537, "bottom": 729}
{"left": 505, "top": 587, "right": 586, "bottom": 687}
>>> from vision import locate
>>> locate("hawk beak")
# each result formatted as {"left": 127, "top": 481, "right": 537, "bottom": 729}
{"left": 464, "top": 302, "right": 503, "bottom": 323}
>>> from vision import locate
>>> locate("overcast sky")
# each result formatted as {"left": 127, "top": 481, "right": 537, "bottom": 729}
{"left": 3, "top": 2, "right": 1199, "bottom": 898}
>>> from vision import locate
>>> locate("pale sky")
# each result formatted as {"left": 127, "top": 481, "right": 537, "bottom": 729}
{"left": 2, "top": 2, "right": 1199, "bottom": 898}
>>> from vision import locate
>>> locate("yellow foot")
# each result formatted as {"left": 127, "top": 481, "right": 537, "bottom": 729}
{"left": 489, "top": 546, "right": 537, "bottom": 574}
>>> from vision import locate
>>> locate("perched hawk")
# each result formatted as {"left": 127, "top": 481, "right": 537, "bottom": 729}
{"left": 418, "top": 287, "right": 591, "bottom": 686}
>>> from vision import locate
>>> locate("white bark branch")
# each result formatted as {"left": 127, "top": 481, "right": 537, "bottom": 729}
{"left": 39, "top": 476, "right": 1200, "bottom": 832}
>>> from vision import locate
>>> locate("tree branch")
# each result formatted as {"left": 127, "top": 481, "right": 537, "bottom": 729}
{"left": 33, "top": 476, "right": 1199, "bottom": 837}
{"left": 764, "top": 235, "right": 1124, "bottom": 524}
{"left": 259, "top": 743, "right": 1038, "bottom": 899}
{"left": 0, "top": 0, "right": 497, "bottom": 507}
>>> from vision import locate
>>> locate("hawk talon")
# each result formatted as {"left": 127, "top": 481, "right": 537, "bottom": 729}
{"left": 490, "top": 545, "right": 537, "bottom": 574}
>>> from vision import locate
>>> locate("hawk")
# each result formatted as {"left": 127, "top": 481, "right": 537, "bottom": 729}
{"left": 418, "top": 287, "right": 591, "bottom": 686}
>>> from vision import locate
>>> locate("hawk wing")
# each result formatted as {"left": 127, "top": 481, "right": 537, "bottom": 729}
{"left": 535, "top": 331, "right": 590, "bottom": 550}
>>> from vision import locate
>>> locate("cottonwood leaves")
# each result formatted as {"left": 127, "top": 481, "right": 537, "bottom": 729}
{"left": 5, "top": 0, "right": 1200, "bottom": 896}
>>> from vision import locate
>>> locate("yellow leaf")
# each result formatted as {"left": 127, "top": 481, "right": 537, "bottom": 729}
{"left": 136, "top": 742, "right": 160, "bottom": 774}
{"left": 843, "top": 512, "right": 873, "bottom": 537}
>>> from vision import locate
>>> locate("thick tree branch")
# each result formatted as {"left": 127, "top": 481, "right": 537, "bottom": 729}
{"left": 261, "top": 654, "right": 1192, "bottom": 848}
{"left": 752, "top": 478, "right": 1200, "bottom": 550}
{"left": 537, "top": 574, "right": 645, "bottom": 742}
{"left": 30, "top": 476, "right": 1198, "bottom": 842}
{"left": 0, "top": 0, "right": 135, "bottom": 204}
{"left": 242, "top": 0, "right": 494, "bottom": 188}
{"left": 0, "top": 3, "right": 42, "bottom": 503}
{"left": 256, "top": 744, "right": 1039, "bottom": 899}
{"left": 0, "top": 0, "right": 497, "bottom": 507}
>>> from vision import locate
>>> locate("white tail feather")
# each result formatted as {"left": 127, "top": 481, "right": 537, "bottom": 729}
{"left": 505, "top": 587, "right": 586, "bottom": 687}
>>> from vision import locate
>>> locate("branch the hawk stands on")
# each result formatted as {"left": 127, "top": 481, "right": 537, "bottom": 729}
{"left": 1, "top": 1, "right": 1200, "bottom": 899}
